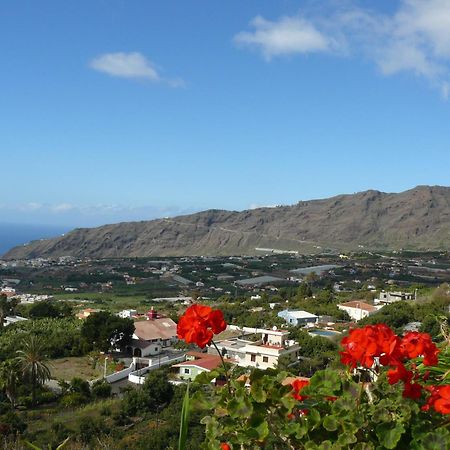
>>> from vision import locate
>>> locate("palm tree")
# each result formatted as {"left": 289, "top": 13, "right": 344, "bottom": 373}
{"left": 16, "top": 335, "right": 51, "bottom": 406}
{"left": 0, "top": 359, "right": 21, "bottom": 407}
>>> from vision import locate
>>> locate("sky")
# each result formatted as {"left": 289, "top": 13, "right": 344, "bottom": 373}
{"left": 1, "top": 0, "right": 450, "bottom": 228}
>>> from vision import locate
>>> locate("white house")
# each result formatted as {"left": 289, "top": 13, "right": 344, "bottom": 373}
{"left": 212, "top": 327, "right": 300, "bottom": 370}
{"left": 118, "top": 309, "right": 138, "bottom": 319}
{"left": 0, "top": 286, "right": 16, "bottom": 297}
{"left": 172, "top": 351, "right": 223, "bottom": 382}
{"left": 374, "top": 291, "right": 416, "bottom": 305}
{"left": 337, "top": 301, "right": 380, "bottom": 322}
{"left": 277, "top": 309, "right": 318, "bottom": 327}
{"left": 127, "top": 310, "right": 178, "bottom": 357}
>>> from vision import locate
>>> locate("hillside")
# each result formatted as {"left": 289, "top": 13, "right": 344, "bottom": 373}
{"left": 4, "top": 186, "right": 450, "bottom": 259}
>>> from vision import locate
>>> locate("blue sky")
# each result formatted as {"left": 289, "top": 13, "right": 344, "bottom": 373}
{"left": 1, "top": 0, "right": 450, "bottom": 227}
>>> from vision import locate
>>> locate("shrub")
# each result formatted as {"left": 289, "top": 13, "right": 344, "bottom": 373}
{"left": 60, "top": 392, "right": 87, "bottom": 408}
{"left": 91, "top": 380, "right": 112, "bottom": 399}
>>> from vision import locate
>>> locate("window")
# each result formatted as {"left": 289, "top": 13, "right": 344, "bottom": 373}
{"left": 263, "top": 356, "right": 269, "bottom": 363}
{"left": 250, "top": 354, "right": 256, "bottom": 362}
{"left": 184, "top": 368, "right": 190, "bottom": 374}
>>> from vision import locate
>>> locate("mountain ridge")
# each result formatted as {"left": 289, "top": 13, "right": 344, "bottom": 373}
{"left": 4, "top": 185, "right": 450, "bottom": 259}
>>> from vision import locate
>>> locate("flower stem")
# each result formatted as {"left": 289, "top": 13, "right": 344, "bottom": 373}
{"left": 211, "top": 340, "right": 231, "bottom": 394}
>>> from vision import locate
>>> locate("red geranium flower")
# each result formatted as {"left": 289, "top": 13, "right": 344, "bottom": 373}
{"left": 402, "top": 382, "right": 422, "bottom": 400}
{"left": 291, "top": 379, "right": 310, "bottom": 401}
{"left": 423, "top": 385, "right": 450, "bottom": 415}
{"left": 220, "top": 443, "right": 231, "bottom": 450}
{"left": 387, "top": 362, "right": 412, "bottom": 385}
{"left": 177, "top": 304, "right": 227, "bottom": 348}
{"left": 400, "top": 332, "right": 439, "bottom": 366}
{"left": 340, "top": 324, "right": 401, "bottom": 368}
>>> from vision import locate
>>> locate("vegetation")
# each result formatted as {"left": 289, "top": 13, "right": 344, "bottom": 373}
{"left": 16, "top": 335, "right": 51, "bottom": 406}
{"left": 80, "top": 311, "right": 134, "bottom": 352}
{"left": 0, "top": 254, "right": 449, "bottom": 448}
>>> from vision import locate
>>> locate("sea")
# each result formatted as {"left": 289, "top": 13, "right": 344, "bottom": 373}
{"left": 0, "top": 223, "right": 71, "bottom": 257}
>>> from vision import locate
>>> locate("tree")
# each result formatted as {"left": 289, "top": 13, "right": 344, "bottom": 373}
{"left": 0, "top": 360, "right": 21, "bottom": 407}
{"left": 28, "top": 300, "right": 72, "bottom": 319}
{"left": 297, "top": 283, "right": 312, "bottom": 300}
{"left": 80, "top": 312, "right": 134, "bottom": 352}
{"left": 122, "top": 369, "right": 174, "bottom": 415}
{"left": 16, "top": 335, "right": 51, "bottom": 406}
{"left": 359, "top": 302, "right": 415, "bottom": 331}
{"left": 305, "top": 271, "right": 319, "bottom": 286}
{"left": 0, "top": 295, "right": 18, "bottom": 328}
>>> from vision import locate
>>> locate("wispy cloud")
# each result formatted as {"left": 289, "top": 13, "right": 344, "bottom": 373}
{"left": 0, "top": 203, "right": 197, "bottom": 227}
{"left": 234, "top": 16, "right": 339, "bottom": 60}
{"left": 235, "top": 1, "right": 450, "bottom": 97}
{"left": 90, "top": 52, "right": 185, "bottom": 87}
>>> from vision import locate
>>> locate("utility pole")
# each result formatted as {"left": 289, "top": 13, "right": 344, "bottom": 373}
{"left": 103, "top": 356, "right": 108, "bottom": 378}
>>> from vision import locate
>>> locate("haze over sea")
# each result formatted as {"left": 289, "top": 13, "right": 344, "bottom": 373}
{"left": 0, "top": 223, "right": 70, "bottom": 257}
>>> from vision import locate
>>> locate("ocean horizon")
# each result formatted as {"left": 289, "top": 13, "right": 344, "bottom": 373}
{"left": 0, "top": 223, "right": 71, "bottom": 257}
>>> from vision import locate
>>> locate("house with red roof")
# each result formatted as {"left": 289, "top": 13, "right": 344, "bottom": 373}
{"left": 126, "top": 308, "right": 178, "bottom": 357}
{"left": 172, "top": 351, "right": 223, "bottom": 381}
{"left": 337, "top": 300, "right": 382, "bottom": 322}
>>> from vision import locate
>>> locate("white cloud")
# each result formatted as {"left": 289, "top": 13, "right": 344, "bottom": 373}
{"left": 51, "top": 203, "right": 74, "bottom": 212}
{"left": 90, "top": 52, "right": 184, "bottom": 87}
{"left": 17, "top": 202, "right": 43, "bottom": 212}
{"left": 235, "top": 1, "right": 450, "bottom": 97}
{"left": 249, "top": 203, "right": 278, "bottom": 210}
{"left": 234, "top": 15, "right": 336, "bottom": 60}
{"left": 1, "top": 203, "right": 197, "bottom": 227}
{"left": 91, "top": 52, "right": 160, "bottom": 80}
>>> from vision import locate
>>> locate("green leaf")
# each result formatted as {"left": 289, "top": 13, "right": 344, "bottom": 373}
{"left": 200, "top": 415, "right": 219, "bottom": 441}
{"left": 372, "top": 406, "right": 391, "bottom": 423}
{"left": 332, "top": 395, "right": 356, "bottom": 417}
{"left": 178, "top": 382, "right": 190, "bottom": 450}
{"left": 318, "top": 441, "right": 333, "bottom": 450}
{"left": 306, "top": 369, "right": 341, "bottom": 396}
{"left": 55, "top": 437, "right": 71, "bottom": 450}
{"left": 228, "top": 396, "right": 253, "bottom": 419}
{"left": 417, "top": 429, "right": 450, "bottom": 450}
{"left": 194, "top": 370, "right": 220, "bottom": 385}
{"left": 24, "top": 442, "right": 42, "bottom": 450}
{"left": 254, "top": 420, "right": 269, "bottom": 441}
{"left": 308, "top": 408, "right": 321, "bottom": 429}
{"left": 251, "top": 379, "right": 267, "bottom": 403}
{"left": 376, "top": 423, "right": 405, "bottom": 449}
{"left": 337, "top": 431, "right": 358, "bottom": 446}
{"left": 323, "top": 415, "right": 339, "bottom": 432}
{"left": 354, "top": 443, "right": 375, "bottom": 450}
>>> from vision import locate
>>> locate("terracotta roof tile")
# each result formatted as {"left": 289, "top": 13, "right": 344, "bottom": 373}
{"left": 133, "top": 318, "right": 178, "bottom": 341}
{"left": 338, "top": 301, "right": 377, "bottom": 312}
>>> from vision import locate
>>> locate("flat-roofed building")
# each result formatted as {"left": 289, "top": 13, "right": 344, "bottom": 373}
{"left": 374, "top": 291, "right": 415, "bottom": 305}
{"left": 212, "top": 327, "right": 300, "bottom": 370}
{"left": 278, "top": 309, "right": 318, "bottom": 327}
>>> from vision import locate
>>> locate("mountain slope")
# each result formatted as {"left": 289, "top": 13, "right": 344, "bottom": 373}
{"left": 4, "top": 186, "right": 450, "bottom": 259}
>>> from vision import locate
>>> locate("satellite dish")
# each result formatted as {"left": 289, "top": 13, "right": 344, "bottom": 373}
{"left": 272, "top": 326, "right": 278, "bottom": 331}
